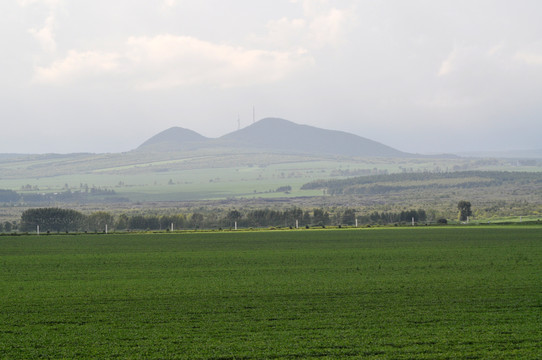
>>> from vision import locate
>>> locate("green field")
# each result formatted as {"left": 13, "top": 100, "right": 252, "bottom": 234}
{"left": 2, "top": 151, "right": 540, "bottom": 203}
{"left": 1, "top": 227, "right": 541, "bottom": 358}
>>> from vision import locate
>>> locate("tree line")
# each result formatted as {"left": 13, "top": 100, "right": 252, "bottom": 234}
{"left": 301, "top": 171, "right": 542, "bottom": 195}
{"left": 15, "top": 207, "right": 436, "bottom": 233}
{"left": 0, "top": 188, "right": 127, "bottom": 204}
{"left": 359, "top": 209, "right": 427, "bottom": 225}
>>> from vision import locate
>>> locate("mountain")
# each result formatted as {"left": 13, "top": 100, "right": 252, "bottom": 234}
{"left": 137, "top": 127, "right": 209, "bottom": 151}
{"left": 218, "top": 118, "right": 408, "bottom": 157}
{"left": 137, "top": 118, "right": 411, "bottom": 158}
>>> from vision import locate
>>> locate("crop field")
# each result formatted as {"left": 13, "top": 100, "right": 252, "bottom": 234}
{"left": 1, "top": 227, "right": 541, "bottom": 359}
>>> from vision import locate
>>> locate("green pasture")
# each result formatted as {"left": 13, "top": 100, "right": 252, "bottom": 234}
{"left": 3, "top": 154, "right": 536, "bottom": 202}
{"left": 0, "top": 159, "right": 376, "bottom": 201}
{"left": 1, "top": 227, "right": 541, "bottom": 359}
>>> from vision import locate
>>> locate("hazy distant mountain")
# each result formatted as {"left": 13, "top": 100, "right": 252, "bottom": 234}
{"left": 218, "top": 118, "right": 408, "bottom": 157}
{"left": 138, "top": 118, "right": 410, "bottom": 157}
{"left": 138, "top": 127, "right": 209, "bottom": 151}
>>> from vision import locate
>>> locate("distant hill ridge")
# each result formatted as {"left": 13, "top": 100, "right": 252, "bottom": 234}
{"left": 137, "top": 127, "right": 209, "bottom": 152}
{"left": 137, "top": 117, "right": 411, "bottom": 158}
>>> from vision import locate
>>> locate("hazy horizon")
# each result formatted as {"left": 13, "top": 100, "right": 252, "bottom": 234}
{"left": 2, "top": 117, "right": 542, "bottom": 156}
{"left": 2, "top": 1, "right": 542, "bottom": 155}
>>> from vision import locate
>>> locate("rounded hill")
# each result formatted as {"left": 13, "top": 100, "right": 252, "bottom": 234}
{"left": 137, "top": 127, "right": 209, "bottom": 152}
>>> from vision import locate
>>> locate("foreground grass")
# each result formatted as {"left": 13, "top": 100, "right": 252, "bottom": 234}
{"left": 1, "top": 227, "right": 541, "bottom": 359}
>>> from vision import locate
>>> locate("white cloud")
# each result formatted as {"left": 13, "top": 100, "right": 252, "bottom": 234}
{"left": 20, "top": 0, "right": 62, "bottom": 53}
{"left": 261, "top": 17, "right": 307, "bottom": 48}
{"left": 308, "top": 7, "right": 350, "bottom": 48}
{"left": 34, "top": 34, "right": 314, "bottom": 89}
{"left": 162, "top": 0, "right": 177, "bottom": 9}
{"left": 34, "top": 50, "right": 121, "bottom": 84}
{"left": 18, "top": 0, "right": 61, "bottom": 6}
{"left": 515, "top": 52, "right": 542, "bottom": 65}
{"left": 515, "top": 42, "right": 542, "bottom": 65}
{"left": 294, "top": 0, "right": 331, "bottom": 17}
{"left": 28, "top": 13, "right": 56, "bottom": 53}
{"left": 438, "top": 47, "right": 458, "bottom": 77}
{"left": 259, "top": 0, "right": 355, "bottom": 50}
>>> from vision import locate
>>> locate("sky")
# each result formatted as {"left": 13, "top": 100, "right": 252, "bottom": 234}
{"left": 2, "top": 0, "right": 542, "bottom": 155}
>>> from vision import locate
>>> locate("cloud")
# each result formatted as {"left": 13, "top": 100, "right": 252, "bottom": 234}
{"left": 161, "top": 0, "right": 177, "bottom": 9}
{"left": 20, "top": 0, "right": 62, "bottom": 53}
{"left": 437, "top": 47, "right": 458, "bottom": 77}
{"left": 515, "top": 42, "right": 542, "bottom": 66}
{"left": 35, "top": 50, "right": 121, "bottom": 83}
{"left": 28, "top": 13, "right": 56, "bottom": 53}
{"left": 259, "top": 0, "right": 355, "bottom": 50}
{"left": 34, "top": 34, "right": 314, "bottom": 89}
{"left": 515, "top": 52, "right": 542, "bottom": 65}
{"left": 308, "top": 7, "right": 351, "bottom": 48}
{"left": 18, "top": 0, "right": 61, "bottom": 6}
{"left": 293, "top": 0, "right": 331, "bottom": 17}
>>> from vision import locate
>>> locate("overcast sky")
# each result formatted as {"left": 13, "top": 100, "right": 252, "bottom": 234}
{"left": 2, "top": 0, "right": 542, "bottom": 154}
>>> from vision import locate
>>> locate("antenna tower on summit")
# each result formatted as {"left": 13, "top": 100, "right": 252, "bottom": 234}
{"left": 237, "top": 114, "right": 240, "bottom": 130}
{"left": 253, "top": 106, "right": 255, "bottom": 123}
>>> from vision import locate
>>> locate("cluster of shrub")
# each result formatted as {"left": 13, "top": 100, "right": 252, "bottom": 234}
{"left": 14, "top": 207, "right": 434, "bottom": 233}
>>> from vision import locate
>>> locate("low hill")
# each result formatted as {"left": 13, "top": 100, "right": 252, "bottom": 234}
{"left": 137, "top": 127, "right": 209, "bottom": 151}
{"left": 137, "top": 118, "right": 410, "bottom": 158}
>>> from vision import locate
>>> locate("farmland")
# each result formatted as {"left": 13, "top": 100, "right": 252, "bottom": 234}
{"left": 1, "top": 150, "right": 540, "bottom": 203}
{"left": 2, "top": 150, "right": 542, "bottom": 226}
{"left": 1, "top": 227, "right": 541, "bottom": 358}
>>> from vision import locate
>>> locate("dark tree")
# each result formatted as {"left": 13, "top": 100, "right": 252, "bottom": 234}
{"left": 116, "top": 214, "right": 129, "bottom": 230}
{"left": 313, "top": 208, "right": 330, "bottom": 226}
{"left": 87, "top": 211, "right": 114, "bottom": 232}
{"left": 20, "top": 208, "right": 85, "bottom": 232}
{"left": 226, "top": 210, "right": 242, "bottom": 222}
{"left": 0, "top": 189, "right": 20, "bottom": 203}
{"left": 458, "top": 201, "right": 472, "bottom": 221}
{"left": 128, "top": 215, "right": 147, "bottom": 230}
{"left": 341, "top": 208, "right": 356, "bottom": 225}
{"left": 190, "top": 213, "right": 204, "bottom": 229}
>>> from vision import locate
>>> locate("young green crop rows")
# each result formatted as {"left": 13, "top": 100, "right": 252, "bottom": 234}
{"left": 1, "top": 227, "right": 541, "bottom": 359}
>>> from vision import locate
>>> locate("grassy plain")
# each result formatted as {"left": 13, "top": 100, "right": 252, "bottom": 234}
{"left": 2, "top": 152, "right": 541, "bottom": 225}
{"left": 1, "top": 150, "right": 539, "bottom": 202}
{"left": 1, "top": 227, "right": 541, "bottom": 359}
